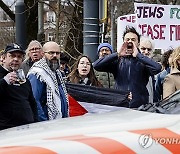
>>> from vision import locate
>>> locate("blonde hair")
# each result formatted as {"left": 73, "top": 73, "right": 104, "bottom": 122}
{"left": 169, "top": 46, "right": 180, "bottom": 69}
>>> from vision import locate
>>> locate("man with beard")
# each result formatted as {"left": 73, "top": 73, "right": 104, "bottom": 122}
{"left": 27, "top": 41, "right": 69, "bottom": 121}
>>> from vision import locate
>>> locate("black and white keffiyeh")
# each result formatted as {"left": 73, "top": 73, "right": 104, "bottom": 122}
{"left": 27, "top": 58, "right": 69, "bottom": 120}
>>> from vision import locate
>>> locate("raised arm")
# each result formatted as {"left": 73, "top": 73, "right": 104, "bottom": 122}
{"left": 93, "top": 52, "right": 118, "bottom": 73}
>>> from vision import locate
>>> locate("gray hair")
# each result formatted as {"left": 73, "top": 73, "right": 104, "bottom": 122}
{"left": 140, "top": 36, "right": 155, "bottom": 51}
{"left": 25, "top": 40, "right": 43, "bottom": 58}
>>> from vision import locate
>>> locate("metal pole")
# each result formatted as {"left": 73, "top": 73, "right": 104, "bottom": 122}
{"left": 37, "top": 1, "right": 44, "bottom": 43}
{"left": 110, "top": 0, "right": 114, "bottom": 49}
{"left": 15, "top": 0, "right": 26, "bottom": 50}
{"left": 83, "top": 0, "right": 99, "bottom": 62}
{"left": 55, "top": 0, "right": 60, "bottom": 44}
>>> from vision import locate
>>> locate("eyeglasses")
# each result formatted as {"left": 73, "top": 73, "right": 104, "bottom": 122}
{"left": 29, "top": 47, "right": 41, "bottom": 52}
{"left": 45, "top": 51, "right": 60, "bottom": 55}
{"left": 140, "top": 47, "right": 152, "bottom": 52}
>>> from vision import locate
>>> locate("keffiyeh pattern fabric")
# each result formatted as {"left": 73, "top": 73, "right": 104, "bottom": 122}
{"left": 28, "top": 58, "right": 69, "bottom": 119}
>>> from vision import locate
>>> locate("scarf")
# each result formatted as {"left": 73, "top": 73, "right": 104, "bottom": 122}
{"left": 28, "top": 58, "right": 69, "bottom": 119}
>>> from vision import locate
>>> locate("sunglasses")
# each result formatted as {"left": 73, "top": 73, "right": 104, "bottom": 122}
{"left": 140, "top": 47, "right": 152, "bottom": 52}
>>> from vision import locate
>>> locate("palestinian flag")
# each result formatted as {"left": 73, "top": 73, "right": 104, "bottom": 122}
{"left": 66, "top": 83, "right": 130, "bottom": 117}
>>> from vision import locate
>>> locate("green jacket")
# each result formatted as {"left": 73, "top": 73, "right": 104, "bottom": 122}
{"left": 95, "top": 70, "right": 115, "bottom": 89}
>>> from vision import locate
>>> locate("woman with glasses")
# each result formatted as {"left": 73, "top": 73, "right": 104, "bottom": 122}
{"left": 163, "top": 46, "right": 180, "bottom": 99}
{"left": 68, "top": 55, "right": 102, "bottom": 87}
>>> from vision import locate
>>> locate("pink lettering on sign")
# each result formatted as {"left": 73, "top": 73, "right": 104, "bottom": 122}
{"left": 119, "top": 16, "right": 136, "bottom": 23}
{"left": 136, "top": 6, "right": 164, "bottom": 18}
{"left": 138, "top": 24, "right": 166, "bottom": 40}
{"left": 170, "top": 25, "right": 180, "bottom": 41}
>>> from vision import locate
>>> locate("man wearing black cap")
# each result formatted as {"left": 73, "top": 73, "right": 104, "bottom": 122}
{"left": 0, "top": 43, "right": 38, "bottom": 130}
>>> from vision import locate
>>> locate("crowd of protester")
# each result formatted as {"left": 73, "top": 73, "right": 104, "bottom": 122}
{"left": 0, "top": 26, "right": 179, "bottom": 130}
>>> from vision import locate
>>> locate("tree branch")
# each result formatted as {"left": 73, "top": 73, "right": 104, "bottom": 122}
{"left": 0, "top": 0, "right": 15, "bottom": 21}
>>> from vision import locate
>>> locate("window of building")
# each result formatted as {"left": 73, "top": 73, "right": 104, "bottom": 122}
{"left": 47, "top": 11, "right": 56, "bottom": 22}
{"left": 48, "top": 32, "right": 54, "bottom": 41}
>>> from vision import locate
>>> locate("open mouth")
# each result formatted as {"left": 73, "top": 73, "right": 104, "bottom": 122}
{"left": 33, "top": 55, "right": 38, "bottom": 58}
{"left": 127, "top": 42, "right": 133, "bottom": 49}
{"left": 82, "top": 69, "right": 87, "bottom": 72}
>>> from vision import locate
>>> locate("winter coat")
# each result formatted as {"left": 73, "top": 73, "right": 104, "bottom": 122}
{"left": 93, "top": 52, "right": 162, "bottom": 108}
{"left": 21, "top": 58, "right": 34, "bottom": 76}
{"left": 0, "top": 65, "right": 38, "bottom": 130}
{"left": 154, "top": 67, "right": 170, "bottom": 101}
{"left": 27, "top": 58, "right": 69, "bottom": 121}
{"left": 163, "top": 68, "right": 180, "bottom": 99}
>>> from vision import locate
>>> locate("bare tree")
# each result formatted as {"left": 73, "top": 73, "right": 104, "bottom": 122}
{"left": 0, "top": 0, "right": 83, "bottom": 64}
{"left": 0, "top": 0, "right": 15, "bottom": 21}
{"left": 0, "top": 0, "right": 38, "bottom": 49}
{"left": 0, "top": 0, "right": 178, "bottom": 62}
{"left": 0, "top": 24, "right": 15, "bottom": 47}
{"left": 43, "top": 0, "right": 83, "bottom": 64}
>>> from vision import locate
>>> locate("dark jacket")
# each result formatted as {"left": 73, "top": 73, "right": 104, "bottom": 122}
{"left": 0, "top": 65, "right": 38, "bottom": 130}
{"left": 21, "top": 58, "right": 34, "bottom": 76}
{"left": 93, "top": 52, "right": 162, "bottom": 108}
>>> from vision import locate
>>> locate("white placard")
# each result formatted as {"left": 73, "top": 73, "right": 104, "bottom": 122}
{"left": 117, "top": 3, "right": 180, "bottom": 50}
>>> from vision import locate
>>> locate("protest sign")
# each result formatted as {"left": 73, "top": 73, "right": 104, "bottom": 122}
{"left": 117, "top": 3, "right": 180, "bottom": 50}
{"left": 117, "top": 14, "right": 136, "bottom": 51}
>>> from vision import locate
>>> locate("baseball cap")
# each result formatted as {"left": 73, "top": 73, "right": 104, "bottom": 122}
{"left": 4, "top": 43, "right": 25, "bottom": 54}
